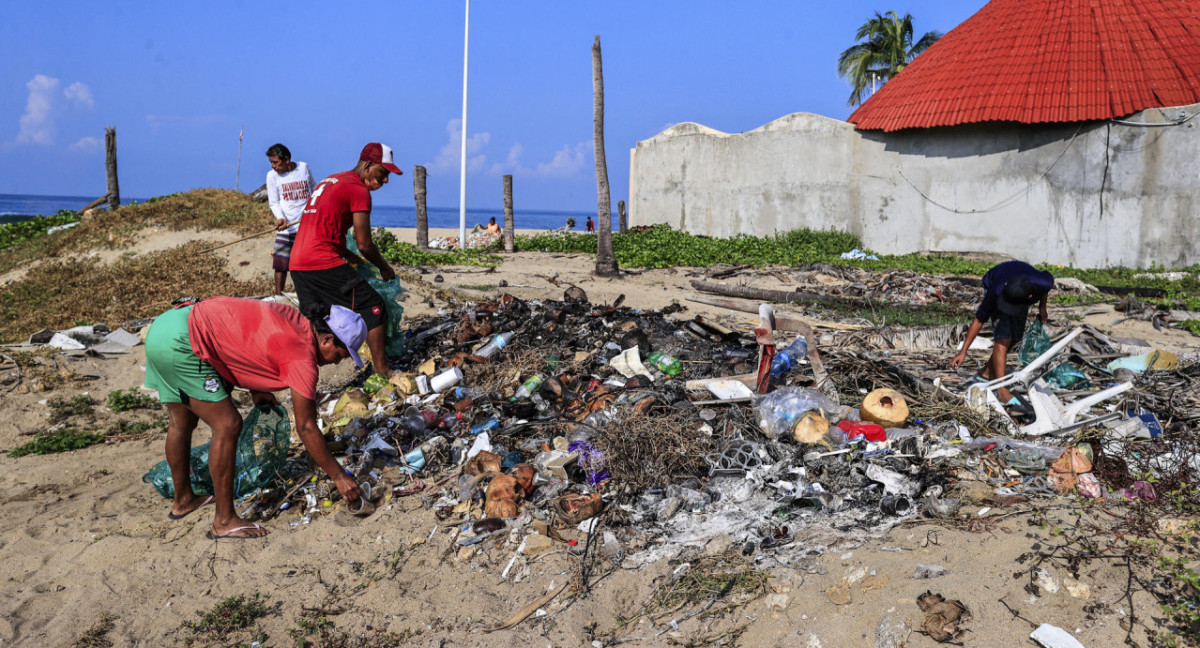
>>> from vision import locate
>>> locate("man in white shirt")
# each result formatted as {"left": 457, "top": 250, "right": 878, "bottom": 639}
{"left": 266, "top": 143, "right": 315, "bottom": 295}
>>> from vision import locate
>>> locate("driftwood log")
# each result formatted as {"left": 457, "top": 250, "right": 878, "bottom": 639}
{"left": 690, "top": 279, "right": 937, "bottom": 313}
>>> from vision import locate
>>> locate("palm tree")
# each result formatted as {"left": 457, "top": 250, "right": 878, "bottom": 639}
{"left": 836, "top": 11, "right": 941, "bottom": 106}
{"left": 592, "top": 35, "right": 618, "bottom": 277}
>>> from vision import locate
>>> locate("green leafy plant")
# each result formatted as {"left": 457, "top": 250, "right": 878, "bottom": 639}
{"left": 106, "top": 419, "right": 168, "bottom": 438}
{"left": 1180, "top": 320, "right": 1200, "bottom": 337}
{"left": 1157, "top": 557, "right": 1200, "bottom": 640}
{"left": 106, "top": 388, "right": 160, "bottom": 412}
{"left": 9, "top": 428, "right": 105, "bottom": 457}
{"left": 0, "top": 210, "right": 80, "bottom": 251}
{"left": 374, "top": 228, "right": 500, "bottom": 267}
{"left": 48, "top": 395, "right": 98, "bottom": 422}
{"left": 182, "top": 594, "right": 268, "bottom": 642}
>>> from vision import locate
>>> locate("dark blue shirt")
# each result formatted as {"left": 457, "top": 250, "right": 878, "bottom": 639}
{"left": 975, "top": 261, "right": 1054, "bottom": 322}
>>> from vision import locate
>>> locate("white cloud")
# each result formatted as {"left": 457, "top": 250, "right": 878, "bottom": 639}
{"left": 67, "top": 136, "right": 100, "bottom": 154}
{"left": 427, "top": 119, "right": 490, "bottom": 174}
{"left": 64, "top": 82, "right": 95, "bottom": 109}
{"left": 490, "top": 141, "right": 590, "bottom": 178}
{"left": 16, "top": 74, "right": 60, "bottom": 145}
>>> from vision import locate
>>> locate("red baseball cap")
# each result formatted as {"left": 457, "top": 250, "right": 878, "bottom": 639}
{"left": 359, "top": 142, "right": 404, "bottom": 175}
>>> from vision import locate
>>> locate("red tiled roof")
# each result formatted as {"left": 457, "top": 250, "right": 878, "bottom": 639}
{"left": 849, "top": 0, "right": 1200, "bottom": 131}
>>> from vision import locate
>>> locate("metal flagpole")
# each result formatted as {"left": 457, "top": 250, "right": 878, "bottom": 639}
{"left": 236, "top": 126, "right": 244, "bottom": 191}
{"left": 459, "top": 0, "right": 470, "bottom": 249}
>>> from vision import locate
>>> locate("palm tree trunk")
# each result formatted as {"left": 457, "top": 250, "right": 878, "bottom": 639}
{"left": 414, "top": 165, "right": 429, "bottom": 250}
{"left": 503, "top": 174, "right": 514, "bottom": 253}
{"left": 592, "top": 35, "right": 618, "bottom": 277}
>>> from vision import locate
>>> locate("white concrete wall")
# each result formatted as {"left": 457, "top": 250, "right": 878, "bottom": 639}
{"left": 629, "top": 106, "right": 1200, "bottom": 268}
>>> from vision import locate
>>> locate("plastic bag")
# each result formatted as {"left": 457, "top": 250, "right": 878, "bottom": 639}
{"left": 142, "top": 404, "right": 292, "bottom": 499}
{"left": 754, "top": 387, "right": 839, "bottom": 440}
{"left": 347, "top": 233, "right": 406, "bottom": 357}
{"left": 1018, "top": 320, "right": 1089, "bottom": 389}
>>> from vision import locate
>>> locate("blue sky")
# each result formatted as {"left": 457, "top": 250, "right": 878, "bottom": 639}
{"left": 0, "top": 1, "right": 984, "bottom": 212}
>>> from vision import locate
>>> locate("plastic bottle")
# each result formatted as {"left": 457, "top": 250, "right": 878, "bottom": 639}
{"left": 474, "top": 332, "right": 515, "bottom": 359}
{"left": 511, "top": 375, "right": 544, "bottom": 401}
{"left": 399, "top": 413, "right": 427, "bottom": 435}
{"left": 470, "top": 416, "right": 500, "bottom": 436}
{"left": 646, "top": 352, "right": 682, "bottom": 376}
{"left": 453, "top": 387, "right": 492, "bottom": 400}
{"left": 438, "top": 412, "right": 464, "bottom": 430}
{"left": 769, "top": 335, "right": 808, "bottom": 377}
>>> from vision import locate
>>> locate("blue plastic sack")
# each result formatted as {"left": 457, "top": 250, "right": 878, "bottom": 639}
{"left": 1018, "top": 320, "right": 1089, "bottom": 389}
{"left": 347, "top": 233, "right": 406, "bottom": 357}
{"left": 142, "top": 404, "right": 292, "bottom": 499}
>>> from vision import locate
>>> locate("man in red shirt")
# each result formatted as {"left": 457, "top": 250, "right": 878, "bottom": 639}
{"left": 289, "top": 142, "right": 402, "bottom": 376}
{"left": 143, "top": 298, "right": 367, "bottom": 539}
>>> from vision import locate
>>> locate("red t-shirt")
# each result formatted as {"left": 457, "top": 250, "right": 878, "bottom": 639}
{"left": 188, "top": 297, "right": 319, "bottom": 400}
{"left": 290, "top": 170, "right": 372, "bottom": 271}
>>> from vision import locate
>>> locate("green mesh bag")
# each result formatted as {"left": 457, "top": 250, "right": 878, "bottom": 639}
{"left": 1018, "top": 320, "right": 1090, "bottom": 389}
{"left": 142, "top": 404, "right": 292, "bottom": 499}
{"left": 347, "top": 235, "right": 406, "bottom": 357}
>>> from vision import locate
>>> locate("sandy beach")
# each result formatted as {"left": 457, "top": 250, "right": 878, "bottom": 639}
{"left": 0, "top": 218, "right": 1195, "bottom": 647}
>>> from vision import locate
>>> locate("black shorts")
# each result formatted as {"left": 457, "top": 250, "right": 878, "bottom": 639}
{"left": 991, "top": 310, "right": 1028, "bottom": 347}
{"left": 291, "top": 265, "right": 386, "bottom": 330}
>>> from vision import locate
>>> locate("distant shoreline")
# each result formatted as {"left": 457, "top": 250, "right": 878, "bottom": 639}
{"left": 383, "top": 227, "right": 553, "bottom": 244}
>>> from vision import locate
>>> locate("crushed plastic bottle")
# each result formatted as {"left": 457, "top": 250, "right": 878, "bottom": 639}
{"left": 470, "top": 417, "right": 500, "bottom": 436}
{"left": 646, "top": 352, "right": 681, "bottom": 376}
{"left": 474, "top": 331, "right": 515, "bottom": 359}
{"left": 511, "top": 375, "right": 544, "bottom": 401}
{"left": 754, "top": 387, "right": 838, "bottom": 440}
{"left": 769, "top": 335, "right": 808, "bottom": 377}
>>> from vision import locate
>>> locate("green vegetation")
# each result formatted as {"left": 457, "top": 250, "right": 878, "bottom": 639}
{"left": 9, "top": 428, "right": 106, "bottom": 457}
{"left": 71, "top": 612, "right": 118, "bottom": 648}
{"left": 0, "top": 210, "right": 80, "bottom": 251}
{"left": 106, "top": 419, "right": 168, "bottom": 438}
{"left": 181, "top": 594, "right": 269, "bottom": 643}
{"left": 1157, "top": 556, "right": 1200, "bottom": 643}
{"left": 373, "top": 228, "right": 500, "bottom": 267}
{"left": 106, "top": 388, "right": 160, "bottom": 412}
{"left": 458, "top": 283, "right": 498, "bottom": 292}
{"left": 1180, "top": 320, "right": 1200, "bottom": 337}
{"left": 48, "top": 395, "right": 98, "bottom": 423}
{"left": 808, "top": 299, "right": 970, "bottom": 327}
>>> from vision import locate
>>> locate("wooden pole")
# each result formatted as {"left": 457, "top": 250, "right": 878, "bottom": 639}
{"left": 414, "top": 165, "right": 429, "bottom": 250}
{"left": 618, "top": 200, "right": 627, "bottom": 234}
{"left": 235, "top": 126, "right": 244, "bottom": 191}
{"left": 78, "top": 195, "right": 108, "bottom": 215}
{"left": 104, "top": 127, "right": 120, "bottom": 209}
{"left": 503, "top": 174, "right": 514, "bottom": 253}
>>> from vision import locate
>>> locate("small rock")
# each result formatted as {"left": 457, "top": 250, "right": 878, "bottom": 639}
{"left": 522, "top": 533, "right": 555, "bottom": 556}
{"left": 827, "top": 582, "right": 852, "bottom": 605}
{"left": 765, "top": 593, "right": 790, "bottom": 610}
{"left": 499, "top": 279, "right": 509, "bottom": 287}
{"left": 657, "top": 497, "right": 683, "bottom": 520}
{"left": 434, "top": 275, "right": 444, "bottom": 283}
{"left": 802, "top": 633, "right": 822, "bottom": 648}
{"left": 1035, "top": 569, "right": 1060, "bottom": 594}
{"left": 1063, "top": 578, "right": 1090, "bottom": 599}
{"left": 875, "top": 616, "right": 910, "bottom": 648}
{"left": 910, "top": 563, "right": 948, "bottom": 579}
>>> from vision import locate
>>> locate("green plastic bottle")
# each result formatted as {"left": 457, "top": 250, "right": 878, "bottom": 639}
{"left": 511, "top": 375, "right": 544, "bottom": 400}
{"left": 647, "top": 352, "right": 681, "bottom": 376}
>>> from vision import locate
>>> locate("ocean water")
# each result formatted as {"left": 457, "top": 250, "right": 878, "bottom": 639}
{"left": 0, "top": 193, "right": 604, "bottom": 231}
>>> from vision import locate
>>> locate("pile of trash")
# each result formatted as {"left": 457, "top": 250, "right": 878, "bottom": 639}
{"left": 427, "top": 230, "right": 502, "bottom": 250}
{"left": 200, "top": 289, "right": 1198, "bottom": 570}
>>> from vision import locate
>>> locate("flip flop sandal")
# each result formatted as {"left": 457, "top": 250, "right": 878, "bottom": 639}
{"left": 168, "top": 495, "right": 215, "bottom": 520}
{"left": 206, "top": 523, "right": 266, "bottom": 540}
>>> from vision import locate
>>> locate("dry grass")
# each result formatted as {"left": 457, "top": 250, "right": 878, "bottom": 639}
{"left": 0, "top": 189, "right": 271, "bottom": 276}
{"left": 652, "top": 551, "right": 769, "bottom": 612}
{"left": 0, "top": 242, "right": 269, "bottom": 343}
{"left": 591, "top": 408, "right": 717, "bottom": 490}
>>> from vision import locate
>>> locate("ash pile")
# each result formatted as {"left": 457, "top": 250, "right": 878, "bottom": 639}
{"left": 238, "top": 287, "right": 1198, "bottom": 573}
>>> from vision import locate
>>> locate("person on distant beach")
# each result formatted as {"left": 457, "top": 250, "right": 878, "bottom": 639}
{"left": 950, "top": 260, "right": 1054, "bottom": 404}
{"left": 144, "top": 298, "right": 366, "bottom": 539}
{"left": 586, "top": 216, "right": 595, "bottom": 233}
{"left": 265, "top": 144, "right": 315, "bottom": 295}
{"left": 289, "top": 143, "right": 401, "bottom": 377}
{"left": 486, "top": 216, "right": 501, "bottom": 235}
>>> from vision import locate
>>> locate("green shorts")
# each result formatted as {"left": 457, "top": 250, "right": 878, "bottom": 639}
{"left": 143, "top": 305, "right": 231, "bottom": 404}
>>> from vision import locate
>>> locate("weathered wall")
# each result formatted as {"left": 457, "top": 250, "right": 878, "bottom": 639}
{"left": 629, "top": 106, "right": 1200, "bottom": 268}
